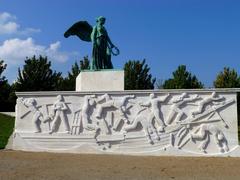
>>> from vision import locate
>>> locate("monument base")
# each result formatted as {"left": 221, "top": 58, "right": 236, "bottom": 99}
{"left": 76, "top": 70, "right": 124, "bottom": 91}
{"left": 12, "top": 89, "right": 240, "bottom": 157}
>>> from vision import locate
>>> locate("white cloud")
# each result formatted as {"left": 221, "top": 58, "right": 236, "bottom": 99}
{"left": 0, "top": 12, "right": 16, "bottom": 22}
{"left": 0, "top": 38, "right": 69, "bottom": 65}
{"left": 0, "top": 12, "right": 40, "bottom": 35}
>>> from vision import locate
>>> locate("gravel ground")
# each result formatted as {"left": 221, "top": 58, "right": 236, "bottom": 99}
{"left": 0, "top": 150, "right": 240, "bottom": 180}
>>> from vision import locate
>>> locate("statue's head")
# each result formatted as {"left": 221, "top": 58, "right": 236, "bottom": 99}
{"left": 28, "top": 98, "right": 36, "bottom": 106}
{"left": 149, "top": 93, "right": 155, "bottom": 99}
{"left": 57, "top": 95, "right": 63, "bottom": 101}
{"left": 96, "top": 16, "right": 106, "bottom": 25}
{"left": 211, "top": 92, "right": 217, "bottom": 97}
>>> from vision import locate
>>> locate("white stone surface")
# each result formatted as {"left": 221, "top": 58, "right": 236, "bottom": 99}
{"left": 12, "top": 89, "right": 240, "bottom": 156}
{"left": 0, "top": 112, "right": 15, "bottom": 117}
{"left": 76, "top": 70, "right": 124, "bottom": 91}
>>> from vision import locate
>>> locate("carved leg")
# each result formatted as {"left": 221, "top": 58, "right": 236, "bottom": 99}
{"left": 113, "top": 118, "right": 122, "bottom": 131}
{"left": 50, "top": 115, "right": 59, "bottom": 134}
{"left": 61, "top": 113, "right": 70, "bottom": 133}
{"left": 175, "top": 111, "right": 184, "bottom": 123}
{"left": 198, "top": 133, "right": 209, "bottom": 152}
{"left": 192, "top": 104, "right": 204, "bottom": 116}
{"left": 214, "top": 131, "right": 229, "bottom": 152}
{"left": 96, "top": 106, "right": 103, "bottom": 119}
{"left": 124, "top": 118, "right": 139, "bottom": 132}
{"left": 166, "top": 109, "right": 177, "bottom": 125}
{"left": 153, "top": 110, "right": 166, "bottom": 132}
{"left": 33, "top": 111, "right": 41, "bottom": 133}
{"left": 152, "top": 125, "right": 160, "bottom": 141}
{"left": 96, "top": 101, "right": 114, "bottom": 118}
{"left": 143, "top": 126, "right": 153, "bottom": 144}
{"left": 102, "top": 119, "right": 110, "bottom": 135}
{"left": 222, "top": 140, "right": 229, "bottom": 152}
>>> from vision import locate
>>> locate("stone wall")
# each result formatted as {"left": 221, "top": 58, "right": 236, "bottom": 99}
{"left": 12, "top": 89, "right": 240, "bottom": 156}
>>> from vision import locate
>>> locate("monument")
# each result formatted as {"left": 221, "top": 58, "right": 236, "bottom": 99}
{"left": 64, "top": 16, "right": 123, "bottom": 91}
{"left": 12, "top": 17, "right": 240, "bottom": 156}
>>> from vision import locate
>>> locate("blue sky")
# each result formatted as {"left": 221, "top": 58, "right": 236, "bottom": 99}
{"left": 0, "top": 0, "right": 239, "bottom": 87}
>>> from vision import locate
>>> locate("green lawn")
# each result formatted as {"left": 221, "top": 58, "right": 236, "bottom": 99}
{"left": 0, "top": 113, "right": 15, "bottom": 149}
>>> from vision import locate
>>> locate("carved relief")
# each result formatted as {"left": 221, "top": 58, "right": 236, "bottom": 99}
{"left": 19, "top": 97, "right": 43, "bottom": 133}
{"left": 49, "top": 95, "right": 70, "bottom": 134}
{"left": 123, "top": 107, "right": 160, "bottom": 144}
{"left": 15, "top": 91, "right": 238, "bottom": 155}
{"left": 139, "top": 93, "right": 170, "bottom": 132}
{"left": 191, "top": 92, "right": 225, "bottom": 117}
{"left": 112, "top": 95, "right": 135, "bottom": 131}
{"left": 166, "top": 93, "right": 200, "bottom": 125}
{"left": 190, "top": 124, "right": 229, "bottom": 153}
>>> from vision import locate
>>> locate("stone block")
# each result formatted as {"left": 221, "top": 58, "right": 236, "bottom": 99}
{"left": 76, "top": 70, "right": 124, "bottom": 91}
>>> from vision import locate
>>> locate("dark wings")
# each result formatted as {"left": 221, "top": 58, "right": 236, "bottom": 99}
{"left": 64, "top": 21, "right": 93, "bottom": 42}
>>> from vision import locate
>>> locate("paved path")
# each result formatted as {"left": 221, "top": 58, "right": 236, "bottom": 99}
{"left": 0, "top": 150, "right": 240, "bottom": 180}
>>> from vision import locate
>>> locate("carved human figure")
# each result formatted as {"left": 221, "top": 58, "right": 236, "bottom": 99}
{"left": 95, "top": 93, "right": 114, "bottom": 119}
{"left": 166, "top": 93, "right": 200, "bottom": 125}
{"left": 140, "top": 93, "right": 170, "bottom": 132}
{"left": 81, "top": 95, "right": 97, "bottom": 131}
{"left": 192, "top": 92, "right": 224, "bottom": 117}
{"left": 92, "top": 94, "right": 113, "bottom": 135}
{"left": 191, "top": 124, "right": 229, "bottom": 153}
{"left": 50, "top": 95, "right": 70, "bottom": 134}
{"left": 124, "top": 109, "right": 160, "bottom": 144}
{"left": 96, "top": 94, "right": 134, "bottom": 118}
{"left": 19, "top": 98, "right": 43, "bottom": 133}
{"left": 112, "top": 95, "right": 135, "bottom": 131}
{"left": 95, "top": 94, "right": 135, "bottom": 133}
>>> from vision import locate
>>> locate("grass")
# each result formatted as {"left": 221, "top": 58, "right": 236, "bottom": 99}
{"left": 0, "top": 113, "right": 15, "bottom": 149}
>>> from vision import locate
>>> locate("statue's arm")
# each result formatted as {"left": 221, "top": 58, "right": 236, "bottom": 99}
{"left": 91, "top": 26, "right": 97, "bottom": 43}
{"left": 105, "top": 29, "right": 115, "bottom": 48}
{"left": 107, "top": 35, "right": 114, "bottom": 48}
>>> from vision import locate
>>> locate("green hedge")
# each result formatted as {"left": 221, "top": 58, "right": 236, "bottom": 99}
{"left": 0, "top": 113, "right": 15, "bottom": 149}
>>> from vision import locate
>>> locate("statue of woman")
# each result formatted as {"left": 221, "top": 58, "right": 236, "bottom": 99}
{"left": 91, "top": 16, "right": 114, "bottom": 69}
{"left": 64, "top": 16, "right": 119, "bottom": 70}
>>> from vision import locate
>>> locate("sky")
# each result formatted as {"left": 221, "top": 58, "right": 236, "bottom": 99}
{"left": 0, "top": 0, "right": 239, "bottom": 87}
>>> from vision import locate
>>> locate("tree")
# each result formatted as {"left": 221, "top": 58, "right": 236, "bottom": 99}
{"left": 59, "top": 56, "right": 90, "bottom": 91}
{"left": 0, "top": 60, "right": 7, "bottom": 83}
{"left": 162, "top": 65, "right": 203, "bottom": 89}
{"left": 0, "top": 60, "right": 13, "bottom": 111}
{"left": 15, "top": 55, "right": 62, "bottom": 91}
{"left": 124, "top": 59, "right": 155, "bottom": 90}
{"left": 214, "top": 67, "right": 240, "bottom": 132}
{"left": 214, "top": 67, "right": 240, "bottom": 88}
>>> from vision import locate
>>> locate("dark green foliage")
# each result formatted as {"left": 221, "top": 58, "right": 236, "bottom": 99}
{"left": 15, "top": 55, "right": 62, "bottom": 91}
{"left": 0, "top": 60, "right": 7, "bottom": 82}
{"left": 162, "top": 65, "right": 204, "bottom": 89}
{"left": 213, "top": 67, "right": 240, "bottom": 141}
{"left": 0, "top": 60, "right": 14, "bottom": 111}
{"left": 0, "top": 113, "right": 15, "bottom": 149}
{"left": 124, "top": 59, "right": 155, "bottom": 90}
{"left": 214, "top": 67, "right": 240, "bottom": 88}
{"left": 80, "top": 56, "right": 90, "bottom": 70}
{"left": 58, "top": 56, "right": 90, "bottom": 91}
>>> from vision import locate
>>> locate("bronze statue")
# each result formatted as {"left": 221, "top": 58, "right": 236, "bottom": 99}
{"left": 64, "top": 16, "right": 119, "bottom": 70}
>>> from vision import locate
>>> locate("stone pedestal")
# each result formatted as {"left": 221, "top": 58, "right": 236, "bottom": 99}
{"left": 76, "top": 70, "right": 124, "bottom": 91}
